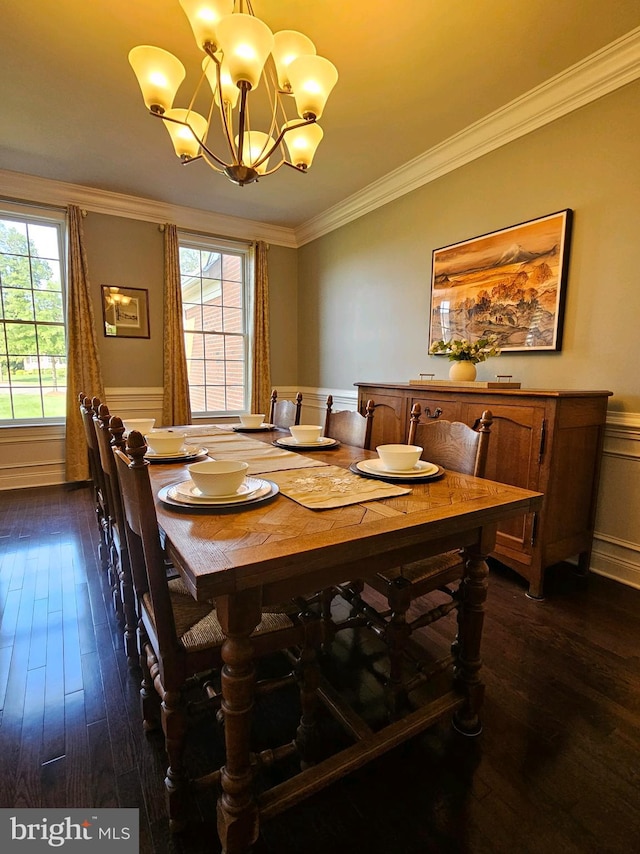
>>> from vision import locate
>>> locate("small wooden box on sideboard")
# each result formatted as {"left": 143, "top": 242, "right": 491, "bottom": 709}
{"left": 356, "top": 382, "right": 613, "bottom": 598}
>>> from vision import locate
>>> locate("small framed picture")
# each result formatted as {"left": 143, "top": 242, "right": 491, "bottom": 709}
{"left": 101, "top": 286, "right": 150, "bottom": 339}
{"left": 429, "top": 209, "right": 573, "bottom": 352}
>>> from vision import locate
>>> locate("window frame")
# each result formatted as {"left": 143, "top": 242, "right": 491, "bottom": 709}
{"left": 178, "top": 232, "right": 254, "bottom": 418}
{"left": 0, "top": 201, "right": 67, "bottom": 427}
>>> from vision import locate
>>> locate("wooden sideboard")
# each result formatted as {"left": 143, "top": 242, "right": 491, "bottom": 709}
{"left": 356, "top": 382, "right": 612, "bottom": 598}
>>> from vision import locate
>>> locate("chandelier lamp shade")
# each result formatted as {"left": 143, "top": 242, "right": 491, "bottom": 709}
{"left": 128, "top": 0, "right": 338, "bottom": 186}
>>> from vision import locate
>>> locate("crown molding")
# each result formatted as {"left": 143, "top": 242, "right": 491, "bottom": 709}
{"left": 0, "top": 170, "right": 298, "bottom": 249}
{"left": 295, "top": 26, "right": 640, "bottom": 247}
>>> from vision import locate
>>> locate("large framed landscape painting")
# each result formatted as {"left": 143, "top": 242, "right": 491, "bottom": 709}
{"left": 429, "top": 209, "right": 573, "bottom": 352}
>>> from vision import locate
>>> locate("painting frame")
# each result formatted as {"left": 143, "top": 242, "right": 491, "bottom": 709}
{"left": 429, "top": 209, "right": 573, "bottom": 353}
{"left": 101, "top": 285, "right": 150, "bottom": 339}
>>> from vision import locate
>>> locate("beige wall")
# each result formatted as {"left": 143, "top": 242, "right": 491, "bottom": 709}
{"left": 80, "top": 214, "right": 299, "bottom": 392}
{"left": 82, "top": 214, "right": 164, "bottom": 388}
{"left": 298, "top": 79, "right": 640, "bottom": 414}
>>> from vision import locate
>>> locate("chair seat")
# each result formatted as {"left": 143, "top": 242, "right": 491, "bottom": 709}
{"left": 143, "top": 577, "right": 295, "bottom": 653}
{"left": 373, "top": 550, "right": 464, "bottom": 588}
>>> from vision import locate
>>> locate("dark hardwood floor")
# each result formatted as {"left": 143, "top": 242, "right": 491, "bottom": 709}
{"left": 1, "top": 483, "right": 639, "bottom": 854}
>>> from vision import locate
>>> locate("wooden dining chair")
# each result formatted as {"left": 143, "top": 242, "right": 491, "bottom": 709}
{"left": 323, "top": 396, "right": 376, "bottom": 448}
{"left": 93, "top": 405, "right": 139, "bottom": 665}
{"left": 112, "top": 428, "right": 324, "bottom": 831}
{"left": 269, "top": 389, "right": 303, "bottom": 428}
{"left": 343, "top": 403, "right": 493, "bottom": 717}
{"left": 79, "top": 393, "right": 110, "bottom": 572}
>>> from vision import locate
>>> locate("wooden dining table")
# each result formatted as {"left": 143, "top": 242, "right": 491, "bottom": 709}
{"left": 147, "top": 425, "right": 543, "bottom": 853}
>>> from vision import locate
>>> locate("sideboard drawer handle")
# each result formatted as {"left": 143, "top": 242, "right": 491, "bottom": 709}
{"left": 424, "top": 407, "right": 442, "bottom": 420}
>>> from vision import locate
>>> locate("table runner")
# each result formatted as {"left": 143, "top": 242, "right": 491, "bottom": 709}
{"left": 185, "top": 430, "right": 327, "bottom": 474}
{"left": 267, "top": 465, "right": 411, "bottom": 509}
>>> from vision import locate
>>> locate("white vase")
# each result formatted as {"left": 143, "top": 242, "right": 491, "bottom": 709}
{"left": 449, "top": 360, "right": 477, "bottom": 382}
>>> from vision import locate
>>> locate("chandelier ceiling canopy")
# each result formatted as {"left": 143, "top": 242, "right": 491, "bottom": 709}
{"left": 129, "top": 0, "right": 339, "bottom": 186}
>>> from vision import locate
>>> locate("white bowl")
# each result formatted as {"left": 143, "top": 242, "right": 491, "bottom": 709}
{"left": 239, "top": 413, "right": 265, "bottom": 428}
{"left": 146, "top": 430, "right": 186, "bottom": 455}
{"left": 188, "top": 459, "right": 249, "bottom": 497}
{"left": 376, "top": 444, "right": 423, "bottom": 472}
{"left": 289, "top": 424, "right": 323, "bottom": 444}
{"left": 123, "top": 418, "right": 156, "bottom": 435}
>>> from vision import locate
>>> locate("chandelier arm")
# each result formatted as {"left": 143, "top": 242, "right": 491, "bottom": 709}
{"left": 281, "top": 160, "right": 308, "bottom": 173}
{"left": 205, "top": 45, "right": 239, "bottom": 165}
{"left": 198, "top": 150, "right": 225, "bottom": 174}
{"left": 236, "top": 83, "right": 251, "bottom": 165}
{"left": 155, "top": 111, "right": 230, "bottom": 171}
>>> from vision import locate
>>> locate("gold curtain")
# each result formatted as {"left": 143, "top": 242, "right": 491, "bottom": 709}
{"left": 251, "top": 240, "right": 271, "bottom": 414}
{"left": 64, "top": 205, "right": 105, "bottom": 482}
{"left": 162, "top": 223, "right": 191, "bottom": 427}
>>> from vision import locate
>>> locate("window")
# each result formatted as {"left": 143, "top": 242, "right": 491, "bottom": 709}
{"left": 179, "top": 235, "right": 252, "bottom": 416}
{"left": 0, "top": 206, "right": 67, "bottom": 423}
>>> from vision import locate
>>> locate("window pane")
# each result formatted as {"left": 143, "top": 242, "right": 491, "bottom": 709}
{"left": 222, "top": 254, "right": 242, "bottom": 281}
{"left": 186, "top": 359, "right": 205, "bottom": 384}
{"left": 6, "top": 323, "right": 38, "bottom": 354}
{"left": 202, "top": 304, "right": 222, "bottom": 331}
{"left": 12, "top": 389, "right": 44, "bottom": 419}
{"left": 34, "top": 289, "right": 64, "bottom": 322}
{"left": 180, "top": 237, "right": 250, "bottom": 416}
{"left": 3, "top": 288, "right": 35, "bottom": 321}
{"left": 205, "top": 385, "right": 226, "bottom": 411}
{"left": 27, "top": 223, "right": 60, "bottom": 262}
{"left": 204, "top": 333, "right": 224, "bottom": 360}
{"left": 223, "top": 307, "right": 243, "bottom": 333}
{"left": 0, "top": 212, "right": 66, "bottom": 423}
{"left": 43, "top": 386, "right": 66, "bottom": 418}
{"left": 179, "top": 247, "right": 202, "bottom": 277}
{"left": 225, "top": 360, "right": 244, "bottom": 385}
{"left": 223, "top": 279, "right": 243, "bottom": 308}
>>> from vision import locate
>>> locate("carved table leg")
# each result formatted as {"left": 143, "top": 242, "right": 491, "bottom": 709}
{"left": 216, "top": 589, "right": 262, "bottom": 854}
{"left": 453, "top": 525, "right": 495, "bottom": 736}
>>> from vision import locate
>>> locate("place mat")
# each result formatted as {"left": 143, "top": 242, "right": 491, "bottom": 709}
{"left": 197, "top": 431, "right": 328, "bottom": 474}
{"left": 267, "top": 465, "right": 411, "bottom": 510}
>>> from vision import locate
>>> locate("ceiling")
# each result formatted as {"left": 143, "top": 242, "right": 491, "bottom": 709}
{"left": 1, "top": 1, "right": 639, "bottom": 231}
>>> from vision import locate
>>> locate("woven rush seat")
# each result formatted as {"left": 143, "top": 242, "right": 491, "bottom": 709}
{"left": 145, "top": 576, "right": 296, "bottom": 652}
{"left": 375, "top": 550, "right": 464, "bottom": 587}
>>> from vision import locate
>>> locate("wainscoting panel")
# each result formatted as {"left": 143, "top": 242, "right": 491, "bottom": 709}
{"left": 2, "top": 386, "right": 638, "bottom": 592}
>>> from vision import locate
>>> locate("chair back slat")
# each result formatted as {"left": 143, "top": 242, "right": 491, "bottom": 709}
{"left": 324, "top": 398, "right": 375, "bottom": 449}
{"left": 408, "top": 404, "right": 492, "bottom": 476}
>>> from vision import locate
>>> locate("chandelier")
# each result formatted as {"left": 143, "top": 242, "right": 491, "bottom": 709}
{"left": 129, "top": 0, "right": 338, "bottom": 186}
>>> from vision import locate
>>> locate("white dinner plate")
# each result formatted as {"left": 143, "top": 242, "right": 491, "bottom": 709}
{"left": 144, "top": 445, "right": 208, "bottom": 462}
{"left": 356, "top": 459, "right": 439, "bottom": 478}
{"left": 172, "top": 476, "right": 264, "bottom": 503}
{"left": 274, "top": 436, "right": 339, "bottom": 449}
{"left": 160, "top": 478, "right": 277, "bottom": 508}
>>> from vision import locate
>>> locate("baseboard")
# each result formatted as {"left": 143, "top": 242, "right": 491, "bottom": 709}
{"left": 590, "top": 534, "right": 640, "bottom": 590}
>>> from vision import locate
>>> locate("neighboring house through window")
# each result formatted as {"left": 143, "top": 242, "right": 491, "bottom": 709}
{"left": 0, "top": 204, "right": 67, "bottom": 423}
{"left": 179, "top": 234, "right": 252, "bottom": 417}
